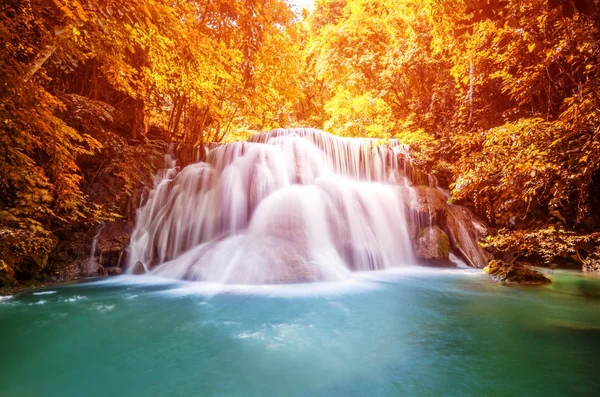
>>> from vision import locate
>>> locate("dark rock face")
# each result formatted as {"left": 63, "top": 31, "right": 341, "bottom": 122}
{"left": 52, "top": 219, "right": 132, "bottom": 281}
{"left": 484, "top": 260, "right": 551, "bottom": 285}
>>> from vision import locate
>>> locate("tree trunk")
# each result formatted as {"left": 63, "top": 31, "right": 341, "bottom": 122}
{"left": 22, "top": 22, "right": 73, "bottom": 82}
{"left": 23, "top": 45, "right": 57, "bottom": 82}
{"left": 468, "top": 60, "right": 474, "bottom": 126}
{"left": 171, "top": 95, "right": 186, "bottom": 140}
{"left": 131, "top": 98, "right": 145, "bottom": 140}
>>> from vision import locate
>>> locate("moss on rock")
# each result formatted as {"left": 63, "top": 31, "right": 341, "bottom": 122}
{"left": 414, "top": 225, "right": 452, "bottom": 266}
{"left": 484, "top": 260, "right": 551, "bottom": 285}
{"left": 0, "top": 227, "right": 58, "bottom": 285}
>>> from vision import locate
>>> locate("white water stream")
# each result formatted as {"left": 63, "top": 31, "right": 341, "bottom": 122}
{"left": 126, "top": 128, "right": 477, "bottom": 283}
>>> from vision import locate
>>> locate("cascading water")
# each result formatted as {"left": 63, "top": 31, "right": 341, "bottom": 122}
{"left": 126, "top": 128, "right": 482, "bottom": 284}
{"left": 88, "top": 222, "right": 104, "bottom": 276}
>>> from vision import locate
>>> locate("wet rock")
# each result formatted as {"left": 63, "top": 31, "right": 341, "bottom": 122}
{"left": 54, "top": 219, "right": 131, "bottom": 281}
{"left": 133, "top": 261, "right": 146, "bottom": 275}
{"left": 445, "top": 205, "right": 491, "bottom": 268}
{"left": 104, "top": 267, "right": 123, "bottom": 276}
{"left": 263, "top": 245, "right": 317, "bottom": 283}
{"left": 484, "top": 260, "right": 551, "bottom": 285}
{"left": 63, "top": 258, "right": 101, "bottom": 280}
{"left": 402, "top": 186, "right": 491, "bottom": 268}
{"left": 63, "top": 261, "right": 84, "bottom": 280}
{"left": 414, "top": 225, "right": 452, "bottom": 266}
{"left": 397, "top": 153, "right": 435, "bottom": 187}
{"left": 407, "top": 186, "right": 448, "bottom": 226}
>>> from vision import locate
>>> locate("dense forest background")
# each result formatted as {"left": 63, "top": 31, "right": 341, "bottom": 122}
{"left": 1, "top": 0, "right": 599, "bottom": 286}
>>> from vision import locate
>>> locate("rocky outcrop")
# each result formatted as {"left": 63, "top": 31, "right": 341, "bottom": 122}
{"left": 484, "top": 260, "right": 551, "bottom": 285}
{"left": 405, "top": 186, "right": 490, "bottom": 268}
{"left": 51, "top": 219, "right": 132, "bottom": 281}
{"left": 0, "top": 228, "right": 57, "bottom": 286}
{"left": 414, "top": 225, "right": 452, "bottom": 266}
{"left": 406, "top": 186, "right": 448, "bottom": 227}
{"left": 445, "top": 205, "right": 491, "bottom": 268}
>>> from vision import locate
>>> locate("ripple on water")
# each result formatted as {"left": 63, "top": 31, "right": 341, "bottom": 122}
{"left": 236, "top": 330, "right": 266, "bottom": 340}
{"left": 91, "top": 304, "right": 115, "bottom": 313}
{"left": 61, "top": 295, "right": 88, "bottom": 303}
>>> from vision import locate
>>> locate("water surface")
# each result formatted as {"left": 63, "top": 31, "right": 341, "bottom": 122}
{"left": 1, "top": 268, "right": 600, "bottom": 397}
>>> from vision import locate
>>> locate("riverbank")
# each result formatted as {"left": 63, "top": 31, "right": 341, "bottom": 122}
{"left": 0, "top": 276, "right": 108, "bottom": 297}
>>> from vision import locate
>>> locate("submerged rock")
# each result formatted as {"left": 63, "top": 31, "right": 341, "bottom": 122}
{"left": 414, "top": 225, "right": 452, "bottom": 266}
{"left": 133, "top": 261, "right": 146, "bottom": 275}
{"left": 484, "top": 260, "right": 551, "bottom": 285}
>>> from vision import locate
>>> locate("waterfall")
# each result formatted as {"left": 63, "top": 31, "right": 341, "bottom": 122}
{"left": 126, "top": 128, "right": 487, "bottom": 284}
{"left": 88, "top": 222, "right": 105, "bottom": 276}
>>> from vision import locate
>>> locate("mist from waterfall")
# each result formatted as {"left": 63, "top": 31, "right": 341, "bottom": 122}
{"left": 126, "top": 129, "right": 433, "bottom": 284}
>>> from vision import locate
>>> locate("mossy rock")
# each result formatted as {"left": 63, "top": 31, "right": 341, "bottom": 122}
{"left": 484, "top": 260, "right": 551, "bottom": 285}
{"left": 414, "top": 225, "right": 452, "bottom": 266}
{"left": 0, "top": 259, "right": 15, "bottom": 287}
{"left": 0, "top": 228, "right": 58, "bottom": 281}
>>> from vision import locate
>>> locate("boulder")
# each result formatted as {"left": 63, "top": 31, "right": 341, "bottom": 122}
{"left": 133, "top": 261, "right": 146, "bottom": 275}
{"left": 414, "top": 225, "right": 452, "bottom": 266}
{"left": 484, "top": 260, "right": 551, "bottom": 285}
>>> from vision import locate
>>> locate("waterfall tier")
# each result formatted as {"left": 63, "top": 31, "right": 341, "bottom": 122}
{"left": 127, "top": 128, "right": 487, "bottom": 284}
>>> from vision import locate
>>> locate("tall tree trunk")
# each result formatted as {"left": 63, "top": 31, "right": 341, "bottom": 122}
{"left": 468, "top": 60, "right": 474, "bottom": 126}
{"left": 23, "top": 45, "right": 57, "bottom": 82}
{"left": 22, "top": 23, "right": 72, "bottom": 82}
{"left": 131, "top": 98, "right": 145, "bottom": 140}
{"left": 171, "top": 94, "right": 187, "bottom": 140}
